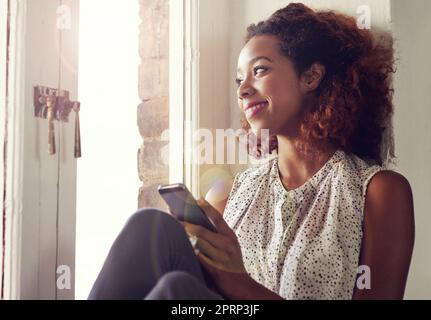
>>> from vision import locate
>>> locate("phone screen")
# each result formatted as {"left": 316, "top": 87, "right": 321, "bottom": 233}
{"left": 158, "top": 184, "right": 218, "bottom": 233}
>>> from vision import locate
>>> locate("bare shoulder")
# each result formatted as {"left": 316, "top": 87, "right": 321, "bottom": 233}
{"left": 367, "top": 170, "right": 412, "bottom": 193}
{"left": 366, "top": 170, "right": 414, "bottom": 213}
{"left": 364, "top": 170, "right": 414, "bottom": 231}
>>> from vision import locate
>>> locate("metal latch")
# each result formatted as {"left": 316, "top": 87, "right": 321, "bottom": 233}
{"left": 33, "top": 86, "right": 81, "bottom": 158}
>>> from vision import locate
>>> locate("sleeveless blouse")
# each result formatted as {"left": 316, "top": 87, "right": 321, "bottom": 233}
{"left": 223, "top": 149, "right": 384, "bottom": 299}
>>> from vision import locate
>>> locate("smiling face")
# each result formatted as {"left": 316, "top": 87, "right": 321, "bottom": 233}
{"left": 236, "top": 35, "right": 310, "bottom": 138}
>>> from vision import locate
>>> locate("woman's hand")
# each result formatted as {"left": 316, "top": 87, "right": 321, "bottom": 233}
{"left": 181, "top": 197, "right": 252, "bottom": 298}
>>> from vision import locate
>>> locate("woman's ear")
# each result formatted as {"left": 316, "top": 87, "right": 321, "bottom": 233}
{"left": 300, "top": 62, "right": 326, "bottom": 92}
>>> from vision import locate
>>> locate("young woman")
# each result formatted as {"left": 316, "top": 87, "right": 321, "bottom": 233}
{"left": 88, "top": 3, "right": 414, "bottom": 300}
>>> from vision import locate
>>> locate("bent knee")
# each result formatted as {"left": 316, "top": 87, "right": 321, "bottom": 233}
{"left": 125, "top": 208, "right": 178, "bottom": 230}
{"left": 157, "top": 271, "right": 198, "bottom": 290}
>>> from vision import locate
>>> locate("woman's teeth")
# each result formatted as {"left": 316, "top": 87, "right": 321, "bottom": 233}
{"left": 245, "top": 102, "right": 268, "bottom": 118}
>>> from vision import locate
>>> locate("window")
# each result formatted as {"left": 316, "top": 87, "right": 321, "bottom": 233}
{"left": 75, "top": 0, "right": 141, "bottom": 300}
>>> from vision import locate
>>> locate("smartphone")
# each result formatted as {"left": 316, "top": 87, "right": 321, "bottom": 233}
{"left": 157, "top": 183, "right": 218, "bottom": 233}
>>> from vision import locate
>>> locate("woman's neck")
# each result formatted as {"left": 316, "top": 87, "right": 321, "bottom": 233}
{"left": 276, "top": 135, "right": 337, "bottom": 190}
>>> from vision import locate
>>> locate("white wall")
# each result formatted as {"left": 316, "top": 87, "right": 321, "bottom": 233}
{"left": 75, "top": 0, "right": 141, "bottom": 300}
{"left": 391, "top": 0, "right": 431, "bottom": 299}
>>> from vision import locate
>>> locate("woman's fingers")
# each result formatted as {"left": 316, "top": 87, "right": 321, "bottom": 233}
{"left": 181, "top": 221, "right": 227, "bottom": 251}
{"left": 193, "top": 237, "right": 229, "bottom": 270}
{"left": 197, "top": 198, "right": 233, "bottom": 235}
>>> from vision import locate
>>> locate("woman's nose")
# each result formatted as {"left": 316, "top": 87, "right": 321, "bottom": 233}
{"left": 237, "top": 80, "right": 255, "bottom": 99}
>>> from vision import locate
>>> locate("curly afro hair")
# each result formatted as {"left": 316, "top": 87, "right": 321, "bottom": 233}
{"left": 239, "top": 3, "right": 395, "bottom": 166}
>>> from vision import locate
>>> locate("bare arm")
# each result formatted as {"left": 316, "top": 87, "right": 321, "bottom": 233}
{"left": 353, "top": 170, "right": 415, "bottom": 299}
{"left": 204, "top": 178, "right": 234, "bottom": 217}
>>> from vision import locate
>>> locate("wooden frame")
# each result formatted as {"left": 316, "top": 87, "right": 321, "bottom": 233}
{"left": 170, "top": 0, "right": 200, "bottom": 196}
{"left": 1, "top": 0, "right": 27, "bottom": 300}
{"left": 183, "top": 0, "right": 200, "bottom": 197}
{"left": 168, "top": 0, "right": 185, "bottom": 185}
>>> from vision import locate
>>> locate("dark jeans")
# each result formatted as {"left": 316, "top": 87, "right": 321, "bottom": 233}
{"left": 87, "top": 208, "right": 225, "bottom": 300}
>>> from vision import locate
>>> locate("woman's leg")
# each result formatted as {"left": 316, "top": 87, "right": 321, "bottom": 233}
{"left": 87, "top": 208, "right": 224, "bottom": 300}
{"left": 144, "top": 270, "right": 224, "bottom": 300}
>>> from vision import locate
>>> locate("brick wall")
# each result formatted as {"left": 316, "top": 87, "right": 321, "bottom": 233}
{"left": 137, "top": 0, "right": 169, "bottom": 209}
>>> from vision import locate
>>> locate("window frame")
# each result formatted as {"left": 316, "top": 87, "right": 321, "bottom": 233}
{"left": 170, "top": 0, "right": 200, "bottom": 196}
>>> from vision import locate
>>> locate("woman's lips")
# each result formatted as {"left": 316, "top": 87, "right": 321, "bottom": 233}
{"left": 244, "top": 102, "right": 268, "bottom": 119}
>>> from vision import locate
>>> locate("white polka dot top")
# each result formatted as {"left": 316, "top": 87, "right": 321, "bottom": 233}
{"left": 223, "top": 149, "right": 385, "bottom": 300}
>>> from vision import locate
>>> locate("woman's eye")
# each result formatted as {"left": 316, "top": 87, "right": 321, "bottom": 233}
{"left": 253, "top": 66, "right": 267, "bottom": 75}
{"left": 235, "top": 66, "right": 268, "bottom": 87}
